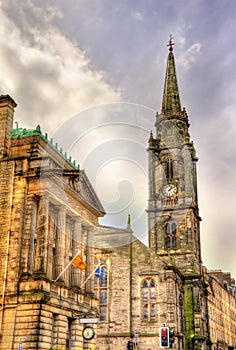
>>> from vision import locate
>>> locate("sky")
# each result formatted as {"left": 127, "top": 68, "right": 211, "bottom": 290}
{"left": 0, "top": 0, "right": 236, "bottom": 277}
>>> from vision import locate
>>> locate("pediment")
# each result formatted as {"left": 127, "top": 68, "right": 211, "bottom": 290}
{"left": 63, "top": 169, "right": 105, "bottom": 215}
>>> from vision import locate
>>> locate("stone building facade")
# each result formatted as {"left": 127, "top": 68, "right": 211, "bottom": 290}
{"left": 0, "top": 39, "right": 236, "bottom": 350}
{"left": 0, "top": 94, "right": 131, "bottom": 349}
{"left": 96, "top": 39, "right": 236, "bottom": 350}
{"left": 205, "top": 270, "right": 236, "bottom": 350}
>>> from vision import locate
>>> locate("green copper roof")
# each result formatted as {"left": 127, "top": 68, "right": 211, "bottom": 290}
{"left": 161, "top": 50, "right": 181, "bottom": 115}
{"left": 12, "top": 124, "right": 80, "bottom": 170}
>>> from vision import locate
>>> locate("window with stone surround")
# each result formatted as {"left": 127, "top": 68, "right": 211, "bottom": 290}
{"left": 165, "top": 157, "right": 173, "bottom": 179}
{"left": 141, "top": 278, "right": 156, "bottom": 321}
{"left": 94, "top": 262, "right": 108, "bottom": 322}
{"left": 165, "top": 221, "right": 177, "bottom": 249}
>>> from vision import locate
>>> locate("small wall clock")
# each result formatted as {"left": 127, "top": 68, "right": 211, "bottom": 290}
{"left": 82, "top": 326, "right": 96, "bottom": 341}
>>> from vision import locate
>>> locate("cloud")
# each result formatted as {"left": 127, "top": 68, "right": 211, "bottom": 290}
{"left": 0, "top": 1, "right": 121, "bottom": 133}
{"left": 178, "top": 43, "right": 201, "bottom": 70}
{"left": 0, "top": 0, "right": 236, "bottom": 277}
{"left": 132, "top": 12, "right": 144, "bottom": 21}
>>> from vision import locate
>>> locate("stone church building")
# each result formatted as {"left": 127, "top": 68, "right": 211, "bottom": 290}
{"left": 0, "top": 39, "right": 236, "bottom": 350}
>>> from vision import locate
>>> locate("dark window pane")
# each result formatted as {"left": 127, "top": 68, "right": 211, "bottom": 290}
{"left": 172, "top": 235, "right": 177, "bottom": 248}
{"left": 165, "top": 223, "right": 170, "bottom": 235}
{"left": 142, "top": 305, "right": 148, "bottom": 321}
{"left": 150, "top": 279, "right": 155, "bottom": 288}
{"left": 166, "top": 160, "right": 173, "bottom": 179}
{"left": 171, "top": 222, "right": 177, "bottom": 235}
{"left": 142, "top": 280, "right": 148, "bottom": 288}
{"left": 100, "top": 270, "right": 107, "bottom": 287}
{"left": 100, "top": 290, "right": 107, "bottom": 304}
{"left": 150, "top": 304, "right": 155, "bottom": 320}
{"left": 166, "top": 236, "right": 170, "bottom": 249}
{"left": 100, "top": 306, "right": 107, "bottom": 321}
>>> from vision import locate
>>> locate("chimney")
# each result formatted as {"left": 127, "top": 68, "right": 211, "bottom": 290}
{"left": 0, "top": 94, "right": 17, "bottom": 158}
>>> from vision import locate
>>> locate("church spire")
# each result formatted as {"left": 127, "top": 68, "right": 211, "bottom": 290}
{"left": 161, "top": 35, "right": 181, "bottom": 115}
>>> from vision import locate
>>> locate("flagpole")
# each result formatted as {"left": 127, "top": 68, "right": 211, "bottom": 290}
{"left": 53, "top": 250, "right": 81, "bottom": 282}
{"left": 81, "top": 263, "right": 101, "bottom": 289}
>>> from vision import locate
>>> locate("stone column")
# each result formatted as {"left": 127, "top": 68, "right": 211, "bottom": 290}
{"left": 71, "top": 217, "right": 82, "bottom": 288}
{"left": 34, "top": 197, "right": 49, "bottom": 275}
{"left": 54, "top": 206, "right": 66, "bottom": 282}
{"left": 28, "top": 196, "right": 38, "bottom": 275}
{"left": 85, "top": 226, "right": 94, "bottom": 293}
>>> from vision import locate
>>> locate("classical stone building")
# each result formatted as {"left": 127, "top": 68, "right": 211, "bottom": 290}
{"left": 0, "top": 94, "right": 131, "bottom": 349}
{"left": 0, "top": 38, "right": 236, "bottom": 350}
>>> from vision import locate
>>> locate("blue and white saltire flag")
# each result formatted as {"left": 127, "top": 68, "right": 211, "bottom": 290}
{"left": 95, "top": 266, "right": 105, "bottom": 278}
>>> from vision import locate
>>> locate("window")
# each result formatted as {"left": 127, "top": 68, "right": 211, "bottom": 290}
{"left": 165, "top": 158, "right": 173, "bottom": 179}
{"left": 166, "top": 122, "right": 172, "bottom": 136}
{"left": 94, "top": 264, "right": 108, "bottom": 322}
{"left": 66, "top": 318, "right": 73, "bottom": 350}
{"left": 142, "top": 304, "right": 148, "bottom": 321}
{"left": 141, "top": 278, "right": 156, "bottom": 321}
{"left": 165, "top": 222, "right": 177, "bottom": 249}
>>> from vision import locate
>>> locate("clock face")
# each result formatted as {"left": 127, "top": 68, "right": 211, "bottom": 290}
{"left": 163, "top": 184, "right": 177, "bottom": 197}
{"left": 82, "top": 326, "right": 95, "bottom": 340}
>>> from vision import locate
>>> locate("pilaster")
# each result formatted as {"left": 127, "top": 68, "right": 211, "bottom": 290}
{"left": 34, "top": 197, "right": 49, "bottom": 275}
{"left": 71, "top": 217, "right": 82, "bottom": 288}
{"left": 54, "top": 206, "right": 66, "bottom": 282}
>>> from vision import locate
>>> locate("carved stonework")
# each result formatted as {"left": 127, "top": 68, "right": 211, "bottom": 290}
{"left": 68, "top": 175, "right": 81, "bottom": 193}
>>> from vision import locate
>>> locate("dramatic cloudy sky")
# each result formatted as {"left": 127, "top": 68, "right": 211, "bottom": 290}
{"left": 1, "top": 0, "right": 236, "bottom": 277}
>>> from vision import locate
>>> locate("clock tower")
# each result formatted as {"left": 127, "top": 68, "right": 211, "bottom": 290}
{"left": 147, "top": 36, "right": 207, "bottom": 350}
{"left": 148, "top": 36, "right": 202, "bottom": 275}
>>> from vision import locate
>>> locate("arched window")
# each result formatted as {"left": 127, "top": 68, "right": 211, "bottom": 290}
{"left": 142, "top": 280, "right": 148, "bottom": 302}
{"left": 166, "top": 122, "right": 172, "bottom": 136}
{"left": 94, "top": 262, "right": 108, "bottom": 322}
{"left": 165, "top": 222, "right": 177, "bottom": 249}
{"left": 141, "top": 278, "right": 156, "bottom": 321}
{"left": 165, "top": 157, "right": 173, "bottom": 179}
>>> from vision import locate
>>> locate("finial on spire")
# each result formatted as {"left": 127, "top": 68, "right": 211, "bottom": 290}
{"left": 167, "top": 34, "right": 175, "bottom": 52}
{"left": 127, "top": 214, "right": 131, "bottom": 229}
